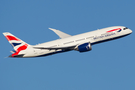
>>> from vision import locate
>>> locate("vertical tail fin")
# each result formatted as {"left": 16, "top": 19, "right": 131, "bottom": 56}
{"left": 3, "top": 32, "right": 30, "bottom": 51}
{"left": 3, "top": 32, "right": 31, "bottom": 57}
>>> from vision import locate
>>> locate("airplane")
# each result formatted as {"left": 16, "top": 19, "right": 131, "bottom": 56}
{"left": 3, "top": 26, "right": 132, "bottom": 58}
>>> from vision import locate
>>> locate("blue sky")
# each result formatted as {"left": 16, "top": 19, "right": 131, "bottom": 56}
{"left": 0, "top": 0, "right": 135, "bottom": 90}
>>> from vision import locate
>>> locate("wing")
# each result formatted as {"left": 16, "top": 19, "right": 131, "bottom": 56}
{"left": 49, "top": 28, "right": 71, "bottom": 39}
{"left": 33, "top": 45, "right": 76, "bottom": 50}
{"left": 33, "top": 42, "right": 91, "bottom": 51}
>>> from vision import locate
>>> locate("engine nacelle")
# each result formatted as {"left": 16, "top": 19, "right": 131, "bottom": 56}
{"left": 76, "top": 42, "right": 92, "bottom": 52}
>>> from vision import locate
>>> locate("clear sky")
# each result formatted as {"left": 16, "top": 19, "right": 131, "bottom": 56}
{"left": 0, "top": 0, "right": 135, "bottom": 90}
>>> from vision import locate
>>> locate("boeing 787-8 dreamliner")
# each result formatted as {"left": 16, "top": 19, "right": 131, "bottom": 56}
{"left": 3, "top": 26, "right": 132, "bottom": 58}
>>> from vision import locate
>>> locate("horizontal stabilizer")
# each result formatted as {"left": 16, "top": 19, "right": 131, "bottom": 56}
{"left": 10, "top": 51, "right": 16, "bottom": 54}
{"left": 49, "top": 28, "right": 71, "bottom": 39}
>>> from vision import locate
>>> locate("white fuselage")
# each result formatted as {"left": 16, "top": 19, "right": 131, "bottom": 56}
{"left": 22, "top": 26, "right": 132, "bottom": 57}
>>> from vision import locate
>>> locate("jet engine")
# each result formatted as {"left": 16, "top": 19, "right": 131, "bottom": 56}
{"left": 75, "top": 42, "right": 92, "bottom": 52}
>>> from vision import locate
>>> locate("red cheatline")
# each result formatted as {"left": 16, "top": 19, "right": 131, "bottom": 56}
{"left": 107, "top": 28, "right": 121, "bottom": 32}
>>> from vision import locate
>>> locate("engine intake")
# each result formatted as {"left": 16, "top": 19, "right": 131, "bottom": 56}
{"left": 76, "top": 42, "right": 92, "bottom": 52}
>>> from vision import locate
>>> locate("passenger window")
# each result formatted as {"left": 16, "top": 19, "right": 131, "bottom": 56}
{"left": 64, "top": 41, "right": 74, "bottom": 44}
{"left": 76, "top": 38, "right": 85, "bottom": 42}
{"left": 86, "top": 36, "right": 94, "bottom": 39}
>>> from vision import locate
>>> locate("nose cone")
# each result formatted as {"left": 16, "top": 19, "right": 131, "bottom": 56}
{"left": 130, "top": 30, "right": 132, "bottom": 34}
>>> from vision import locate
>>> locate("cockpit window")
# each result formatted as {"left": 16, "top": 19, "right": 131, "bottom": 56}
{"left": 123, "top": 27, "right": 128, "bottom": 30}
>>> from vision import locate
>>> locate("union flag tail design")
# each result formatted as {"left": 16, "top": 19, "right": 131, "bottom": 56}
{"left": 3, "top": 32, "right": 30, "bottom": 57}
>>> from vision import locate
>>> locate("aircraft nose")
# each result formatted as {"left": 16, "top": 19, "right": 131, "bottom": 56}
{"left": 129, "top": 29, "right": 132, "bottom": 34}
